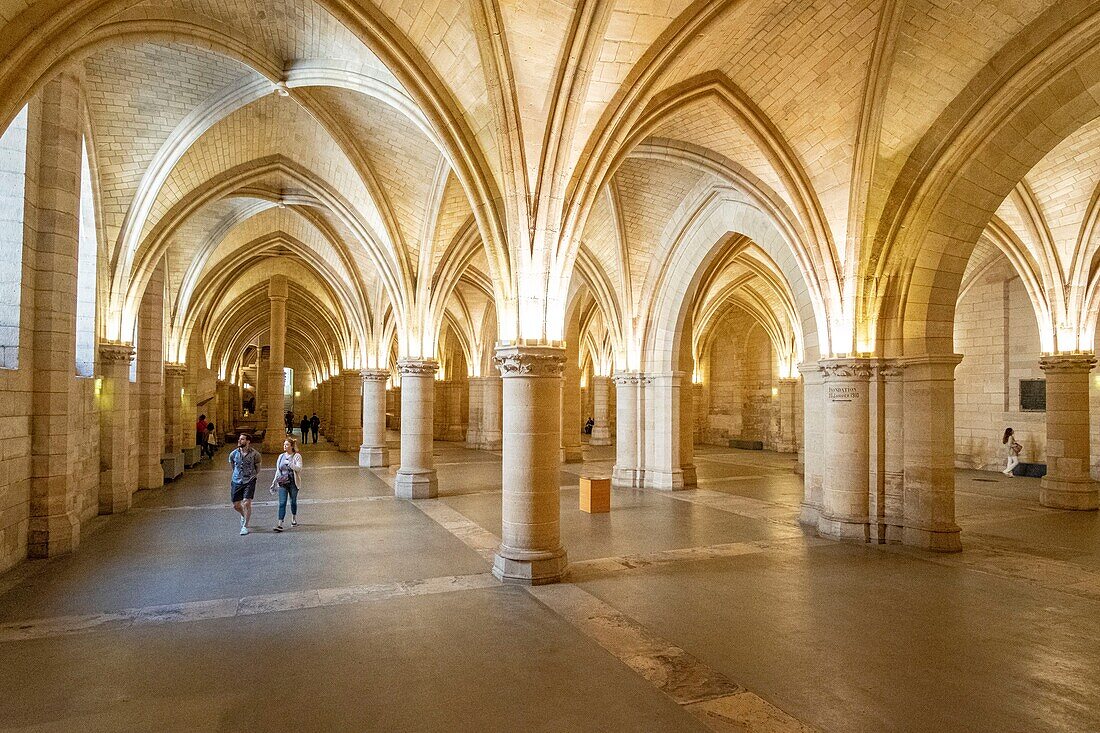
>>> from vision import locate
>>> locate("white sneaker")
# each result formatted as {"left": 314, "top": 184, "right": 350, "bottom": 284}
{"left": 240, "top": 525, "right": 249, "bottom": 535}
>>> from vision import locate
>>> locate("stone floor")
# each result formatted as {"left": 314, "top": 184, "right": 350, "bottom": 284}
{"left": 1, "top": 437, "right": 1098, "bottom": 732}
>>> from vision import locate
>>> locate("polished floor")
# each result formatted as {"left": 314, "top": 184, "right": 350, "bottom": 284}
{"left": 1, "top": 437, "right": 1098, "bottom": 732}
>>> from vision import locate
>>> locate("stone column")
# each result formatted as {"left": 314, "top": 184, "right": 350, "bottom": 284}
{"left": 137, "top": 266, "right": 165, "bottom": 490}
{"left": 163, "top": 363, "right": 187, "bottom": 469}
{"left": 493, "top": 345, "right": 568, "bottom": 585}
{"left": 264, "top": 276, "right": 288, "bottom": 451}
{"left": 26, "top": 74, "right": 83, "bottom": 558}
{"left": 330, "top": 374, "right": 345, "bottom": 448}
{"left": 561, "top": 344, "right": 583, "bottom": 463}
{"left": 798, "top": 363, "right": 824, "bottom": 527}
{"left": 466, "top": 377, "right": 484, "bottom": 448}
{"left": 395, "top": 359, "right": 439, "bottom": 498}
{"left": 390, "top": 386, "right": 401, "bottom": 430}
{"left": 480, "top": 375, "right": 503, "bottom": 449}
{"left": 882, "top": 361, "right": 906, "bottom": 543}
{"left": 680, "top": 373, "right": 697, "bottom": 487}
{"left": 590, "top": 375, "right": 612, "bottom": 446}
{"left": 215, "top": 379, "right": 230, "bottom": 446}
{"left": 645, "top": 371, "right": 686, "bottom": 490}
{"left": 819, "top": 358, "right": 872, "bottom": 542}
{"left": 98, "top": 342, "right": 135, "bottom": 514}
{"left": 901, "top": 354, "right": 963, "bottom": 551}
{"left": 612, "top": 373, "right": 645, "bottom": 488}
{"left": 339, "top": 370, "right": 362, "bottom": 452}
{"left": 1039, "top": 354, "right": 1099, "bottom": 510}
{"left": 774, "top": 378, "right": 800, "bottom": 453}
{"left": 359, "top": 369, "right": 389, "bottom": 467}
{"left": 321, "top": 380, "right": 332, "bottom": 437}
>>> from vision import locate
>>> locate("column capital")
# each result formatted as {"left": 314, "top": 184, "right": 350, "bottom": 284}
{"left": 820, "top": 357, "right": 874, "bottom": 380}
{"left": 98, "top": 341, "right": 135, "bottom": 364}
{"left": 164, "top": 362, "right": 188, "bottom": 378}
{"left": 873, "top": 358, "right": 904, "bottom": 378}
{"left": 899, "top": 353, "right": 963, "bottom": 381}
{"left": 797, "top": 362, "right": 822, "bottom": 378}
{"left": 397, "top": 358, "right": 439, "bottom": 377}
{"left": 612, "top": 371, "right": 652, "bottom": 386}
{"left": 360, "top": 368, "right": 389, "bottom": 383}
{"left": 493, "top": 345, "right": 564, "bottom": 378}
{"left": 1039, "top": 353, "right": 1097, "bottom": 374}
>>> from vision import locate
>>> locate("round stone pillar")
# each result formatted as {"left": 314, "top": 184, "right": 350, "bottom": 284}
{"left": 561, "top": 343, "right": 583, "bottom": 463}
{"left": 395, "top": 359, "right": 439, "bottom": 498}
{"left": 445, "top": 381, "right": 466, "bottom": 442}
{"left": 98, "top": 342, "right": 135, "bottom": 514}
{"left": 612, "top": 373, "right": 644, "bottom": 488}
{"left": 359, "top": 369, "right": 389, "bottom": 467}
{"left": 492, "top": 345, "right": 568, "bottom": 585}
{"left": 339, "top": 370, "right": 362, "bottom": 452}
{"left": 1039, "top": 354, "right": 1099, "bottom": 510}
{"left": 774, "top": 378, "right": 800, "bottom": 453}
{"left": 264, "top": 277, "right": 288, "bottom": 452}
{"left": 590, "top": 375, "right": 612, "bottom": 446}
{"left": 820, "top": 358, "right": 872, "bottom": 542}
{"left": 797, "top": 363, "right": 824, "bottom": 527}
{"left": 330, "top": 374, "right": 346, "bottom": 449}
{"left": 480, "top": 375, "right": 502, "bottom": 449}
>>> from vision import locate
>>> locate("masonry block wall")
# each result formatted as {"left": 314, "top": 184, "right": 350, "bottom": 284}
{"left": 702, "top": 314, "right": 779, "bottom": 449}
{"left": 954, "top": 265, "right": 1046, "bottom": 469}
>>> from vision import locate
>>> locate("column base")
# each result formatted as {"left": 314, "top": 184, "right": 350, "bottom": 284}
{"left": 1040, "top": 477, "right": 1099, "bottom": 510}
{"left": 612, "top": 466, "right": 643, "bottom": 489}
{"left": 561, "top": 445, "right": 584, "bottom": 463}
{"left": 466, "top": 429, "right": 482, "bottom": 450}
{"left": 28, "top": 512, "right": 80, "bottom": 559}
{"left": 98, "top": 477, "right": 132, "bottom": 515}
{"left": 444, "top": 426, "right": 466, "bottom": 442}
{"left": 885, "top": 523, "right": 904, "bottom": 544}
{"left": 479, "top": 432, "right": 502, "bottom": 450}
{"left": 182, "top": 446, "right": 201, "bottom": 467}
{"left": 798, "top": 503, "right": 820, "bottom": 527}
{"left": 395, "top": 470, "right": 438, "bottom": 499}
{"left": 644, "top": 469, "right": 685, "bottom": 491}
{"left": 358, "top": 445, "right": 389, "bottom": 468}
{"left": 903, "top": 524, "right": 962, "bottom": 552}
{"left": 817, "top": 514, "right": 869, "bottom": 543}
{"left": 681, "top": 464, "right": 697, "bottom": 488}
{"left": 161, "top": 452, "right": 184, "bottom": 481}
{"left": 590, "top": 428, "right": 611, "bottom": 446}
{"left": 492, "top": 546, "right": 568, "bottom": 585}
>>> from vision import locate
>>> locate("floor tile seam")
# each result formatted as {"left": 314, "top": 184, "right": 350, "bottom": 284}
{"left": 129, "top": 495, "right": 397, "bottom": 513}
{"left": 524, "top": 583, "right": 817, "bottom": 731}
{"left": 889, "top": 541, "right": 1100, "bottom": 601}
{"left": 657, "top": 491, "right": 802, "bottom": 526}
{"left": 0, "top": 572, "right": 499, "bottom": 643}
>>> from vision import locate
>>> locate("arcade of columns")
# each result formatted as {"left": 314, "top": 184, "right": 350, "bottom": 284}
{"left": 1, "top": 1, "right": 1099, "bottom": 587}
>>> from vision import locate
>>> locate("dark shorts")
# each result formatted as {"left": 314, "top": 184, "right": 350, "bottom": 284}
{"left": 231, "top": 479, "right": 257, "bottom": 503}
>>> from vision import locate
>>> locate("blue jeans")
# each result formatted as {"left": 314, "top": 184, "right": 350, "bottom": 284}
{"left": 278, "top": 479, "right": 299, "bottom": 521}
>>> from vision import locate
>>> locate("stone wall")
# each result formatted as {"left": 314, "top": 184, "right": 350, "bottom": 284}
{"left": 702, "top": 314, "right": 778, "bottom": 449}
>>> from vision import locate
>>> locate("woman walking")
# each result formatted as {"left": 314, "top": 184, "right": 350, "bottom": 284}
{"left": 270, "top": 437, "right": 303, "bottom": 532}
{"left": 1002, "top": 427, "right": 1022, "bottom": 476}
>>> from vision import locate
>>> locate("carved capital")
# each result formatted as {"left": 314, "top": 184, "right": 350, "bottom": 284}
{"left": 493, "top": 346, "right": 565, "bottom": 378}
{"left": 820, "top": 358, "right": 874, "bottom": 381}
{"left": 876, "top": 359, "right": 904, "bottom": 378}
{"left": 98, "top": 341, "right": 134, "bottom": 364}
{"left": 164, "top": 362, "right": 188, "bottom": 378}
{"left": 397, "top": 359, "right": 439, "bottom": 377}
{"left": 360, "top": 368, "right": 390, "bottom": 383}
{"left": 612, "top": 372, "right": 653, "bottom": 386}
{"left": 1039, "top": 353, "right": 1097, "bottom": 374}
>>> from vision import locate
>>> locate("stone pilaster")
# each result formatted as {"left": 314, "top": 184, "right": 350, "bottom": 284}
{"left": 480, "top": 375, "right": 502, "bottom": 449}
{"left": 330, "top": 373, "right": 345, "bottom": 448}
{"left": 137, "top": 265, "right": 165, "bottom": 491}
{"left": 880, "top": 361, "right": 906, "bottom": 543}
{"left": 797, "top": 363, "right": 824, "bottom": 527}
{"left": 163, "top": 363, "right": 187, "bottom": 454}
{"left": 561, "top": 343, "right": 583, "bottom": 463}
{"left": 590, "top": 375, "right": 612, "bottom": 446}
{"left": 338, "top": 370, "right": 362, "bottom": 452}
{"left": 97, "top": 342, "right": 135, "bottom": 514}
{"left": 644, "top": 371, "right": 688, "bottom": 491}
{"left": 612, "top": 372, "right": 647, "bottom": 488}
{"left": 901, "top": 354, "right": 963, "bottom": 552}
{"left": 1039, "top": 354, "right": 1099, "bottom": 510}
{"left": 264, "top": 276, "right": 288, "bottom": 452}
{"left": 774, "top": 378, "right": 800, "bottom": 454}
{"left": 359, "top": 369, "right": 390, "bottom": 467}
{"left": 492, "top": 345, "right": 568, "bottom": 585}
{"left": 321, "top": 380, "right": 332, "bottom": 437}
{"left": 679, "top": 373, "right": 697, "bottom": 488}
{"left": 466, "top": 377, "right": 484, "bottom": 449}
{"left": 444, "top": 380, "right": 465, "bottom": 442}
{"left": 395, "top": 359, "right": 439, "bottom": 498}
{"left": 819, "top": 358, "right": 873, "bottom": 542}
{"left": 215, "top": 379, "right": 229, "bottom": 445}
{"left": 27, "top": 74, "right": 83, "bottom": 558}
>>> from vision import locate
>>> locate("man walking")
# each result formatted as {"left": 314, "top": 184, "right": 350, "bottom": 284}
{"left": 228, "top": 433, "right": 261, "bottom": 535}
{"left": 299, "top": 415, "right": 311, "bottom": 444}
{"left": 310, "top": 413, "right": 320, "bottom": 444}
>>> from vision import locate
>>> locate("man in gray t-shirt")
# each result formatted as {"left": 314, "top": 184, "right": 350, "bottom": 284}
{"left": 228, "top": 434, "right": 261, "bottom": 535}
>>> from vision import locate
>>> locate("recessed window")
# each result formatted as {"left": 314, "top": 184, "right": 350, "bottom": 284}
{"left": 0, "top": 106, "right": 28, "bottom": 370}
